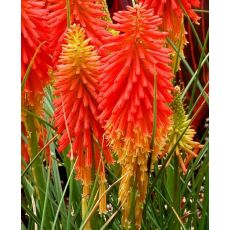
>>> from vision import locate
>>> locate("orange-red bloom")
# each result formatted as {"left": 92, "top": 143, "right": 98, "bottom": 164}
{"left": 138, "top": 0, "right": 200, "bottom": 69}
{"left": 21, "top": 0, "right": 50, "bottom": 110}
{"left": 140, "top": 0, "right": 200, "bottom": 25}
{"left": 98, "top": 3, "right": 173, "bottom": 227}
{"left": 48, "top": 0, "right": 111, "bottom": 67}
{"left": 53, "top": 25, "right": 113, "bottom": 213}
{"left": 99, "top": 3, "right": 173, "bottom": 151}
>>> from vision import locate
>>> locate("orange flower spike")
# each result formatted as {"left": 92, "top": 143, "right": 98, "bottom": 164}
{"left": 99, "top": 3, "right": 173, "bottom": 228}
{"left": 48, "top": 0, "right": 111, "bottom": 67}
{"left": 141, "top": 0, "right": 200, "bottom": 25}
{"left": 138, "top": 0, "right": 200, "bottom": 70}
{"left": 21, "top": 0, "right": 50, "bottom": 111}
{"left": 99, "top": 3, "right": 173, "bottom": 152}
{"left": 53, "top": 24, "right": 113, "bottom": 214}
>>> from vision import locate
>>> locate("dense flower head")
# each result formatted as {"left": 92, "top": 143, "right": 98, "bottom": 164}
{"left": 163, "top": 86, "right": 203, "bottom": 173}
{"left": 99, "top": 3, "right": 173, "bottom": 153}
{"left": 98, "top": 3, "right": 173, "bottom": 228}
{"left": 138, "top": 0, "right": 200, "bottom": 70}
{"left": 48, "top": 0, "right": 111, "bottom": 67}
{"left": 140, "top": 0, "right": 200, "bottom": 25}
{"left": 53, "top": 25, "right": 113, "bottom": 210}
{"left": 21, "top": 0, "right": 50, "bottom": 110}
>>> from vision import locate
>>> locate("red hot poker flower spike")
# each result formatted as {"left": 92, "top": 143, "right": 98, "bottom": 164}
{"left": 48, "top": 0, "right": 111, "bottom": 67}
{"left": 138, "top": 0, "right": 200, "bottom": 69}
{"left": 98, "top": 3, "right": 173, "bottom": 228}
{"left": 53, "top": 24, "right": 113, "bottom": 214}
{"left": 22, "top": 0, "right": 50, "bottom": 111}
{"left": 140, "top": 0, "right": 200, "bottom": 25}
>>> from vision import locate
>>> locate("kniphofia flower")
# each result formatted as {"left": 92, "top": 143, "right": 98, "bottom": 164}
{"left": 21, "top": 0, "right": 50, "bottom": 111}
{"left": 48, "top": 0, "right": 111, "bottom": 67}
{"left": 138, "top": 0, "right": 200, "bottom": 69}
{"left": 21, "top": 0, "right": 51, "bottom": 169}
{"left": 98, "top": 3, "right": 173, "bottom": 228}
{"left": 53, "top": 24, "right": 113, "bottom": 215}
{"left": 162, "top": 86, "right": 203, "bottom": 173}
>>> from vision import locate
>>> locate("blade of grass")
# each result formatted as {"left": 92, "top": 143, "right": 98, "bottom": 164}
{"left": 189, "top": 29, "right": 209, "bottom": 109}
{"left": 188, "top": 81, "right": 209, "bottom": 118}
{"left": 21, "top": 222, "right": 27, "bottom": 230}
{"left": 61, "top": 92, "right": 74, "bottom": 230}
{"left": 181, "top": 52, "right": 209, "bottom": 101}
{"left": 33, "top": 179, "right": 77, "bottom": 229}
{"left": 198, "top": 170, "right": 209, "bottom": 230}
{"left": 40, "top": 165, "right": 52, "bottom": 230}
{"left": 79, "top": 172, "right": 129, "bottom": 230}
{"left": 166, "top": 37, "right": 209, "bottom": 104}
{"left": 193, "top": 9, "right": 209, "bottom": 13}
{"left": 21, "top": 134, "right": 58, "bottom": 177}
{"left": 154, "top": 187, "right": 186, "bottom": 230}
{"left": 22, "top": 108, "right": 55, "bottom": 129}
{"left": 100, "top": 201, "right": 124, "bottom": 230}
{"left": 26, "top": 116, "right": 47, "bottom": 218}
{"left": 181, "top": 142, "right": 208, "bottom": 195}
{"left": 50, "top": 148, "right": 68, "bottom": 227}
{"left": 172, "top": 156, "right": 180, "bottom": 230}
{"left": 22, "top": 201, "right": 41, "bottom": 227}
{"left": 177, "top": 0, "right": 209, "bottom": 68}
{"left": 51, "top": 157, "right": 78, "bottom": 230}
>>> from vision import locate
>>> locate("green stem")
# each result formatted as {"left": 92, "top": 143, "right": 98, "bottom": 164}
{"left": 129, "top": 177, "right": 137, "bottom": 230}
{"left": 52, "top": 158, "right": 78, "bottom": 230}
{"left": 67, "top": 158, "right": 74, "bottom": 230}
{"left": 26, "top": 115, "right": 45, "bottom": 202}
{"left": 40, "top": 165, "right": 51, "bottom": 230}
{"left": 172, "top": 156, "right": 180, "bottom": 230}
{"left": 167, "top": 37, "right": 209, "bottom": 104}
{"left": 26, "top": 115, "right": 52, "bottom": 229}
{"left": 177, "top": 0, "right": 209, "bottom": 68}
{"left": 189, "top": 30, "right": 209, "bottom": 110}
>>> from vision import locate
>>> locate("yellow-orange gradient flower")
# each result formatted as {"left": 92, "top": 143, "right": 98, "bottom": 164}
{"left": 162, "top": 86, "right": 203, "bottom": 173}
{"left": 48, "top": 0, "right": 111, "bottom": 67}
{"left": 21, "top": 0, "right": 50, "bottom": 111}
{"left": 53, "top": 24, "right": 113, "bottom": 214}
{"left": 138, "top": 0, "right": 200, "bottom": 69}
{"left": 98, "top": 3, "right": 173, "bottom": 228}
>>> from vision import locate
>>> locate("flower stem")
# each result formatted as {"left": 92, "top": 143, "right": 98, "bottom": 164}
{"left": 26, "top": 114, "right": 52, "bottom": 228}
{"left": 173, "top": 155, "right": 180, "bottom": 230}
{"left": 129, "top": 177, "right": 137, "bottom": 230}
{"left": 40, "top": 164, "right": 51, "bottom": 229}
{"left": 66, "top": 0, "right": 71, "bottom": 28}
{"left": 67, "top": 159, "right": 74, "bottom": 230}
